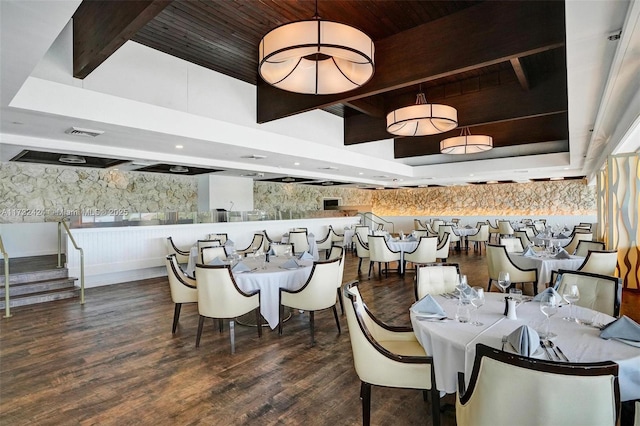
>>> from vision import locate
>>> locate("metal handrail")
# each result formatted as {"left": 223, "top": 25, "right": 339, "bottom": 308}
{"left": 360, "top": 212, "right": 395, "bottom": 234}
{"left": 1, "top": 235, "right": 10, "bottom": 318}
{"left": 58, "top": 220, "right": 85, "bottom": 304}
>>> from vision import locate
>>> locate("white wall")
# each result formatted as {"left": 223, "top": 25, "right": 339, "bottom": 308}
{"left": 0, "top": 222, "right": 61, "bottom": 257}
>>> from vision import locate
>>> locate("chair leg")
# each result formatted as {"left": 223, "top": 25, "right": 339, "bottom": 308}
{"left": 196, "top": 315, "right": 205, "bottom": 348}
{"left": 278, "top": 304, "right": 284, "bottom": 335}
{"left": 337, "top": 288, "right": 345, "bottom": 315}
{"left": 368, "top": 261, "right": 373, "bottom": 278}
{"left": 430, "top": 368, "right": 441, "bottom": 426}
{"left": 360, "top": 381, "right": 371, "bottom": 426}
{"left": 229, "top": 320, "right": 235, "bottom": 354}
{"left": 357, "top": 258, "right": 362, "bottom": 273}
{"left": 255, "top": 308, "right": 262, "bottom": 337}
{"left": 332, "top": 305, "right": 341, "bottom": 333}
{"left": 172, "top": 303, "right": 182, "bottom": 333}
{"left": 309, "top": 311, "right": 315, "bottom": 346}
{"left": 219, "top": 318, "right": 223, "bottom": 333}
{"left": 487, "top": 278, "right": 493, "bottom": 292}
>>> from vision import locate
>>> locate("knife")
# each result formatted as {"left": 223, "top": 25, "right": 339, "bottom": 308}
{"left": 550, "top": 341, "right": 570, "bottom": 362}
{"left": 540, "top": 340, "right": 554, "bottom": 360}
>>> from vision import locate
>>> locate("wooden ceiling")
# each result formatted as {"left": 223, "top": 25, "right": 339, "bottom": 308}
{"left": 72, "top": 0, "right": 567, "bottom": 160}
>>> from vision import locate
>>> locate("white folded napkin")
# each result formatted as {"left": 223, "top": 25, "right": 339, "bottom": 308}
{"left": 600, "top": 316, "right": 640, "bottom": 342}
{"left": 406, "top": 236, "right": 417, "bottom": 242}
{"left": 465, "top": 225, "right": 472, "bottom": 229}
{"left": 208, "top": 256, "right": 225, "bottom": 266}
{"left": 268, "top": 247, "right": 276, "bottom": 255}
{"left": 410, "top": 295, "right": 447, "bottom": 318}
{"left": 535, "top": 233, "right": 546, "bottom": 239}
{"left": 298, "top": 251, "right": 313, "bottom": 260}
{"left": 232, "top": 261, "right": 251, "bottom": 273}
{"left": 554, "top": 248, "right": 570, "bottom": 259}
{"left": 224, "top": 239, "right": 234, "bottom": 246}
{"left": 556, "top": 233, "right": 569, "bottom": 239}
{"left": 506, "top": 325, "right": 540, "bottom": 356}
{"left": 308, "top": 233, "right": 314, "bottom": 238}
{"left": 522, "top": 246, "right": 537, "bottom": 257}
{"left": 533, "top": 287, "right": 562, "bottom": 302}
{"left": 280, "top": 258, "right": 300, "bottom": 269}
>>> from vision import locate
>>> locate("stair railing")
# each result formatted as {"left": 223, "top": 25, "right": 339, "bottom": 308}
{"left": 58, "top": 220, "right": 85, "bottom": 304}
{"left": 361, "top": 212, "right": 395, "bottom": 234}
{"left": 1, "top": 235, "right": 10, "bottom": 318}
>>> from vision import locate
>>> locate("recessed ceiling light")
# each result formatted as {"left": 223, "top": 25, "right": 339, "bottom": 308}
{"left": 550, "top": 177, "right": 564, "bottom": 181}
{"left": 282, "top": 177, "right": 295, "bottom": 182}
{"left": 64, "top": 126, "right": 104, "bottom": 137}
{"left": 373, "top": 175, "right": 389, "bottom": 179}
{"left": 319, "top": 166, "right": 339, "bottom": 170}
{"left": 358, "top": 172, "right": 364, "bottom": 175}
{"left": 321, "top": 181, "right": 334, "bottom": 186}
{"left": 294, "top": 162, "right": 300, "bottom": 166}
{"left": 169, "top": 165, "right": 189, "bottom": 173}
{"left": 563, "top": 167, "right": 570, "bottom": 170}
{"left": 175, "top": 145, "right": 183, "bottom": 149}
{"left": 59, "top": 154, "right": 86, "bottom": 164}
{"left": 486, "top": 180, "right": 498, "bottom": 184}
{"left": 469, "top": 174, "right": 474, "bottom": 177}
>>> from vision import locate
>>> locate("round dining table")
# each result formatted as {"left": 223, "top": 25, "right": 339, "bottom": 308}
{"left": 411, "top": 293, "right": 640, "bottom": 402}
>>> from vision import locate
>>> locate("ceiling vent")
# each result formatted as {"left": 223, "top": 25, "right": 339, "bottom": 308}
{"left": 282, "top": 177, "right": 295, "bottom": 182}
{"left": 319, "top": 166, "right": 339, "bottom": 170}
{"left": 65, "top": 127, "right": 104, "bottom": 137}
{"left": 241, "top": 172, "right": 265, "bottom": 177}
{"left": 59, "top": 154, "right": 87, "bottom": 164}
{"left": 241, "top": 154, "right": 267, "bottom": 160}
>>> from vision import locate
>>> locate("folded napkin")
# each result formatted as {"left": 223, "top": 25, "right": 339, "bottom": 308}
{"left": 506, "top": 325, "right": 540, "bottom": 356}
{"left": 535, "top": 233, "right": 546, "bottom": 239}
{"left": 556, "top": 233, "right": 569, "bottom": 239}
{"left": 410, "top": 295, "right": 447, "bottom": 318}
{"left": 281, "top": 258, "right": 300, "bottom": 269}
{"left": 406, "top": 236, "right": 417, "bottom": 242}
{"left": 308, "top": 233, "right": 314, "bottom": 238}
{"left": 224, "top": 239, "right": 234, "bottom": 246}
{"left": 268, "top": 247, "right": 276, "bottom": 255}
{"left": 554, "top": 248, "right": 570, "bottom": 259}
{"left": 298, "top": 251, "right": 314, "bottom": 260}
{"left": 533, "top": 287, "right": 562, "bottom": 302}
{"left": 465, "top": 225, "right": 472, "bottom": 229}
{"left": 600, "top": 316, "right": 640, "bottom": 342}
{"left": 208, "top": 256, "right": 226, "bottom": 266}
{"left": 232, "top": 261, "right": 251, "bottom": 273}
{"left": 522, "top": 246, "right": 537, "bottom": 257}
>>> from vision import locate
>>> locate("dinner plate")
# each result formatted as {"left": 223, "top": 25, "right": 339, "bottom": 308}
{"left": 614, "top": 338, "right": 640, "bottom": 348}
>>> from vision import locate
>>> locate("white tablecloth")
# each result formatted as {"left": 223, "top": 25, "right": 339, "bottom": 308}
{"left": 386, "top": 239, "right": 419, "bottom": 273}
{"left": 509, "top": 253, "right": 584, "bottom": 288}
{"left": 343, "top": 229, "right": 355, "bottom": 247}
{"left": 281, "top": 233, "right": 319, "bottom": 260}
{"left": 411, "top": 293, "right": 640, "bottom": 401}
{"left": 233, "top": 256, "right": 313, "bottom": 329}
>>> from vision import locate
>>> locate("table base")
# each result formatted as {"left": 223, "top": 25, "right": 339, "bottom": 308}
{"left": 235, "top": 308, "right": 293, "bottom": 327}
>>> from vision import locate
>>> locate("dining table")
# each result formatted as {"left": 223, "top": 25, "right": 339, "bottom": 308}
{"left": 386, "top": 238, "right": 419, "bottom": 274}
{"left": 509, "top": 251, "right": 585, "bottom": 289}
{"left": 411, "top": 293, "right": 640, "bottom": 402}
{"left": 455, "top": 227, "right": 481, "bottom": 250}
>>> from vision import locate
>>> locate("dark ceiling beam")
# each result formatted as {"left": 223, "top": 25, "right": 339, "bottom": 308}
{"left": 345, "top": 70, "right": 567, "bottom": 145}
{"left": 343, "top": 97, "right": 386, "bottom": 118}
{"left": 394, "top": 113, "right": 569, "bottom": 158}
{"left": 73, "top": 0, "right": 171, "bottom": 79}
{"left": 257, "top": 0, "right": 565, "bottom": 123}
{"left": 510, "top": 58, "right": 531, "bottom": 90}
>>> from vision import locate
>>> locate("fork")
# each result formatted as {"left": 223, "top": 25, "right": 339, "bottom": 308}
{"left": 549, "top": 341, "right": 569, "bottom": 362}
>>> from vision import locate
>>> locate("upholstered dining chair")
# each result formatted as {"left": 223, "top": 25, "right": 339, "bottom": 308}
{"left": 289, "top": 230, "right": 310, "bottom": 255}
{"left": 355, "top": 233, "right": 370, "bottom": 274}
{"left": 413, "top": 230, "right": 429, "bottom": 238}
{"left": 432, "top": 219, "right": 444, "bottom": 231}
{"left": 486, "top": 244, "right": 538, "bottom": 294}
{"left": 279, "top": 257, "right": 341, "bottom": 346}
{"left": 563, "top": 232, "right": 593, "bottom": 255}
{"left": 499, "top": 237, "right": 524, "bottom": 253}
{"left": 343, "top": 281, "right": 441, "bottom": 426}
{"left": 497, "top": 220, "right": 515, "bottom": 238}
{"left": 439, "top": 225, "right": 460, "bottom": 251}
{"left": 575, "top": 240, "right": 606, "bottom": 257}
{"left": 166, "top": 237, "right": 190, "bottom": 264}
{"left": 236, "top": 233, "right": 264, "bottom": 256}
{"left": 201, "top": 245, "right": 228, "bottom": 264}
{"left": 328, "top": 225, "right": 344, "bottom": 244}
{"left": 165, "top": 254, "right": 197, "bottom": 334}
{"left": 328, "top": 245, "right": 346, "bottom": 314}
{"left": 197, "top": 239, "right": 222, "bottom": 256}
{"left": 577, "top": 250, "right": 618, "bottom": 276}
{"left": 404, "top": 236, "right": 438, "bottom": 269}
{"left": 262, "top": 229, "right": 281, "bottom": 245}
{"left": 415, "top": 263, "right": 461, "bottom": 300}
{"left": 355, "top": 225, "right": 370, "bottom": 244}
{"left": 554, "top": 269, "right": 622, "bottom": 317}
{"left": 524, "top": 225, "right": 537, "bottom": 240}
{"left": 271, "top": 243, "right": 294, "bottom": 257}
{"left": 533, "top": 220, "right": 546, "bottom": 233}
{"left": 467, "top": 224, "right": 489, "bottom": 253}
{"left": 208, "top": 233, "right": 228, "bottom": 244}
{"left": 367, "top": 235, "right": 401, "bottom": 278}
{"left": 425, "top": 223, "right": 439, "bottom": 237}
{"left": 194, "top": 264, "right": 261, "bottom": 353}
{"left": 315, "top": 228, "right": 333, "bottom": 258}
{"left": 434, "top": 232, "right": 451, "bottom": 262}
{"left": 514, "top": 230, "right": 533, "bottom": 249}
{"left": 486, "top": 220, "right": 500, "bottom": 242}
{"left": 456, "top": 344, "right": 620, "bottom": 426}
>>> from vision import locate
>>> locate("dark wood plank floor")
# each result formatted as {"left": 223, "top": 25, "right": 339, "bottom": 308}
{"left": 1, "top": 247, "right": 638, "bottom": 425}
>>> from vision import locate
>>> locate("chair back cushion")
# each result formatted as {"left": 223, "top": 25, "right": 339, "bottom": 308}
{"left": 416, "top": 263, "right": 460, "bottom": 299}
{"left": 289, "top": 231, "right": 310, "bottom": 253}
{"left": 405, "top": 236, "right": 437, "bottom": 264}
{"left": 271, "top": 243, "right": 294, "bottom": 257}
{"left": 574, "top": 240, "right": 606, "bottom": 257}
{"left": 281, "top": 258, "right": 340, "bottom": 311}
{"left": 500, "top": 237, "right": 524, "bottom": 253}
{"left": 196, "top": 265, "right": 259, "bottom": 318}
{"left": 201, "top": 246, "right": 228, "bottom": 264}
{"left": 555, "top": 270, "right": 621, "bottom": 316}
{"left": 355, "top": 234, "right": 370, "bottom": 258}
{"left": 564, "top": 233, "right": 593, "bottom": 255}
{"left": 165, "top": 255, "right": 197, "bottom": 303}
{"left": 368, "top": 236, "right": 401, "bottom": 263}
{"left": 578, "top": 250, "right": 617, "bottom": 276}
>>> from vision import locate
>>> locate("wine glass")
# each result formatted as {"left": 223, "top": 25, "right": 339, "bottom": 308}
{"left": 455, "top": 274, "right": 468, "bottom": 298}
{"left": 509, "top": 288, "right": 522, "bottom": 305}
{"left": 497, "top": 271, "right": 510, "bottom": 293}
{"left": 539, "top": 293, "right": 559, "bottom": 340}
{"left": 470, "top": 287, "right": 485, "bottom": 326}
{"left": 562, "top": 284, "right": 580, "bottom": 322}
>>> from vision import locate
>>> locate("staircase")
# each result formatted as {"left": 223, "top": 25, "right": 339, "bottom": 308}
{"left": 0, "top": 255, "right": 79, "bottom": 309}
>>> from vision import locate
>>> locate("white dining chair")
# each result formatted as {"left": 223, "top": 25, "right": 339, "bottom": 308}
{"left": 165, "top": 254, "right": 197, "bottom": 334}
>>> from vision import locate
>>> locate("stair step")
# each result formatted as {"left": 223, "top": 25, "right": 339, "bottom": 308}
{"left": 0, "top": 287, "right": 79, "bottom": 309}
{"left": 0, "top": 278, "right": 78, "bottom": 297}
{"left": 0, "top": 268, "right": 69, "bottom": 285}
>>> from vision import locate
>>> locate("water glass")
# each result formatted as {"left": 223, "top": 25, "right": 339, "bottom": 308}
{"left": 497, "top": 271, "right": 510, "bottom": 293}
{"left": 455, "top": 300, "right": 471, "bottom": 323}
{"left": 509, "top": 288, "right": 522, "bottom": 305}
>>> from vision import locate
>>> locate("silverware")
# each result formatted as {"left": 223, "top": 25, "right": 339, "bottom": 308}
{"left": 540, "top": 340, "right": 554, "bottom": 360}
{"left": 502, "top": 335, "right": 507, "bottom": 351}
{"left": 549, "top": 341, "right": 569, "bottom": 362}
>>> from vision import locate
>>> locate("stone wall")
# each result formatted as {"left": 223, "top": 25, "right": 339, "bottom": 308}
{"left": 371, "top": 180, "right": 596, "bottom": 216}
{"left": 0, "top": 162, "right": 197, "bottom": 223}
{"left": 254, "top": 182, "right": 372, "bottom": 215}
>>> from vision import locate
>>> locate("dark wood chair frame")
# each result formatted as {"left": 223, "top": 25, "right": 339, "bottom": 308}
{"left": 344, "top": 281, "right": 441, "bottom": 426}
{"left": 486, "top": 244, "right": 539, "bottom": 294}
{"left": 354, "top": 233, "right": 369, "bottom": 274}
{"left": 551, "top": 269, "right": 622, "bottom": 317}
{"left": 367, "top": 235, "right": 401, "bottom": 278}
{"left": 458, "top": 344, "right": 620, "bottom": 424}
{"left": 167, "top": 236, "right": 190, "bottom": 258}
{"left": 236, "top": 233, "right": 264, "bottom": 256}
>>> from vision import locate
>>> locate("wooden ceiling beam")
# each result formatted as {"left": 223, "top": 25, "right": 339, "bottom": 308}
{"left": 73, "top": 0, "right": 171, "bottom": 79}
{"left": 345, "top": 70, "right": 567, "bottom": 145}
{"left": 343, "top": 97, "right": 386, "bottom": 118}
{"left": 510, "top": 58, "right": 531, "bottom": 90}
{"left": 393, "top": 113, "right": 569, "bottom": 158}
{"left": 257, "top": 0, "right": 565, "bottom": 123}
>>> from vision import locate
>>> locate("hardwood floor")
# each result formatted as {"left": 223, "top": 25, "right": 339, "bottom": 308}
{"left": 1, "top": 247, "right": 638, "bottom": 425}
